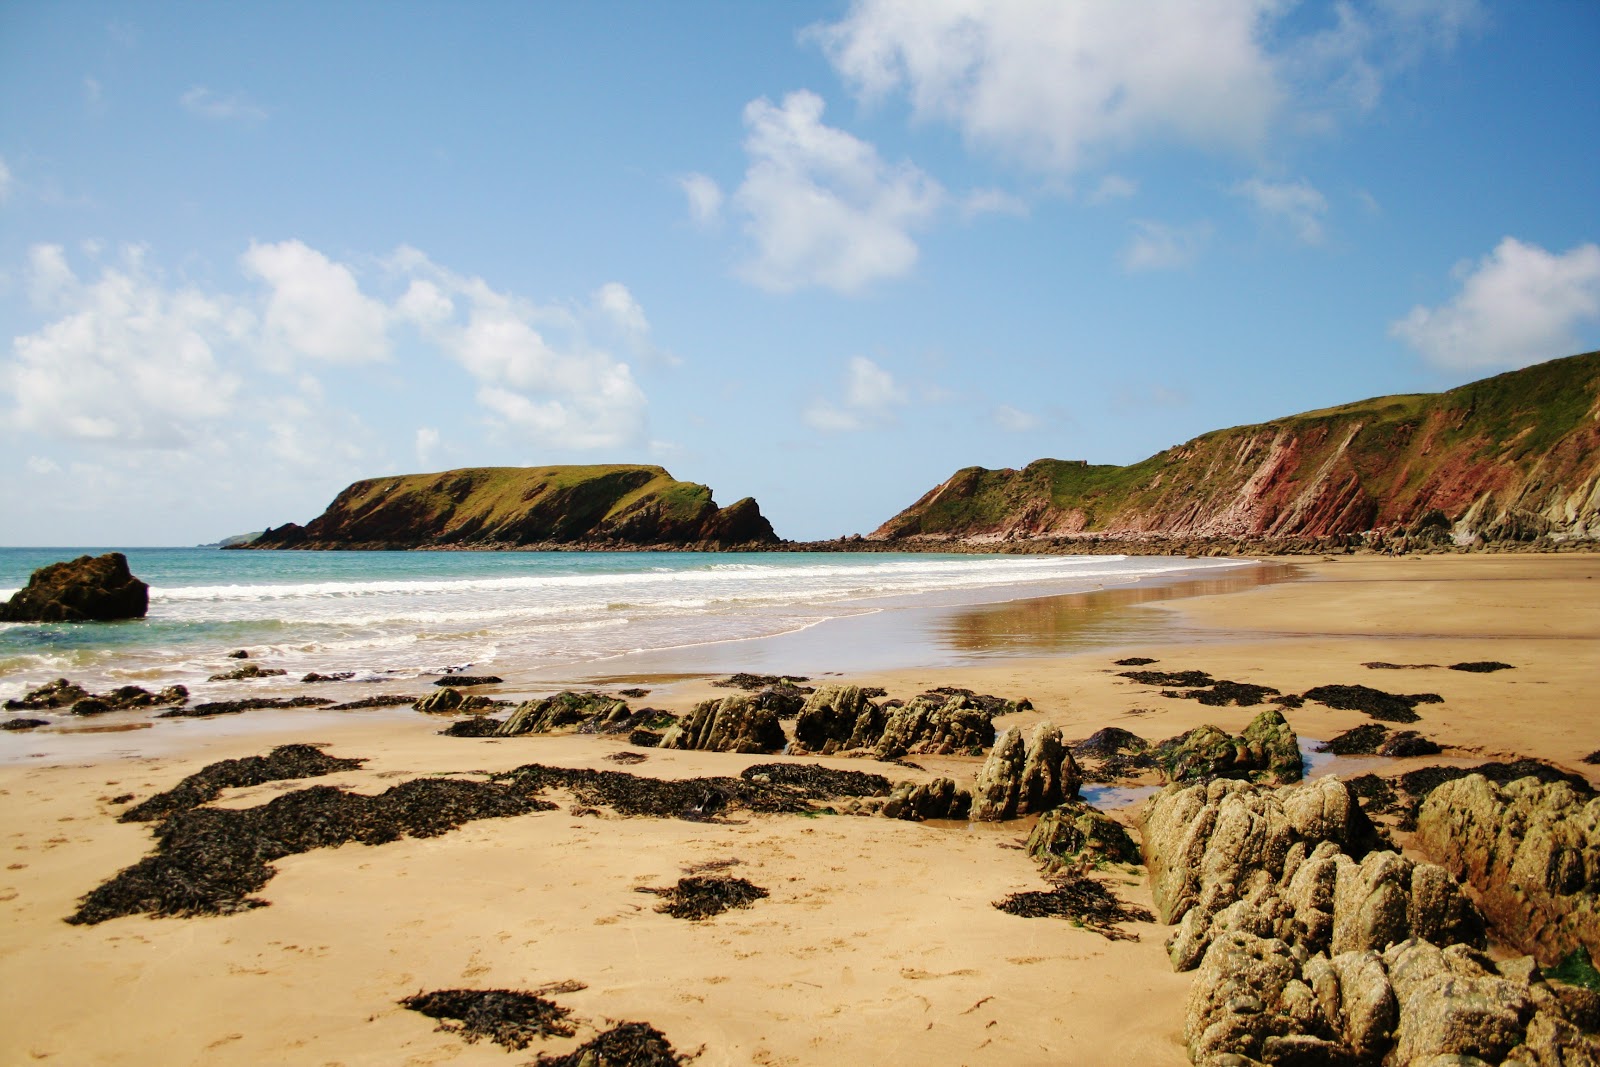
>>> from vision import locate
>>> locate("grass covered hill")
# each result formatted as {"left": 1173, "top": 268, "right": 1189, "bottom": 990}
{"left": 871, "top": 351, "right": 1600, "bottom": 548}
{"left": 242, "top": 465, "right": 777, "bottom": 550}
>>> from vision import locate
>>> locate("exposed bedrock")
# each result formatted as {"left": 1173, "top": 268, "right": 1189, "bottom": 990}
{"left": 970, "top": 723, "right": 1083, "bottom": 821}
{"left": 788, "top": 685, "right": 1006, "bottom": 759}
{"left": 0, "top": 552, "right": 149, "bottom": 622}
{"left": 880, "top": 777, "right": 971, "bottom": 821}
{"left": 659, "top": 695, "right": 784, "bottom": 754}
{"left": 791, "top": 685, "right": 884, "bottom": 754}
{"left": 498, "top": 692, "right": 632, "bottom": 735}
{"left": 1416, "top": 774, "right": 1600, "bottom": 967}
{"left": 1026, "top": 801, "right": 1142, "bottom": 874}
{"left": 1154, "top": 708, "right": 1303, "bottom": 786}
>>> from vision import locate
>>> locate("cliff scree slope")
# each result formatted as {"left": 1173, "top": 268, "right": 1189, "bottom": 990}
{"left": 871, "top": 351, "right": 1600, "bottom": 546}
{"left": 243, "top": 465, "right": 777, "bottom": 549}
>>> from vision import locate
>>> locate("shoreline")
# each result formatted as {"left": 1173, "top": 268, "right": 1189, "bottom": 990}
{"left": 3, "top": 553, "right": 1596, "bottom": 1065}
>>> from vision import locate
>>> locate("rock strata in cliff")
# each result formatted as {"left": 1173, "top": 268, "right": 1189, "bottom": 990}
{"left": 872, "top": 349, "right": 1600, "bottom": 547}
{"left": 242, "top": 465, "right": 778, "bottom": 550}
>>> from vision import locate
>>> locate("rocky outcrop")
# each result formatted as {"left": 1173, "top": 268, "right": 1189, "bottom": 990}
{"left": 881, "top": 777, "right": 971, "bottom": 821}
{"left": 1154, "top": 708, "right": 1303, "bottom": 785}
{"left": 5, "top": 678, "right": 187, "bottom": 714}
{"left": 792, "top": 685, "right": 884, "bottom": 754}
{"left": 498, "top": 692, "right": 630, "bottom": 735}
{"left": 971, "top": 723, "right": 1082, "bottom": 821}
{"left": 1026, "top": 801, "right": 1141, "bottom": 874}
{"left": 1416, "top": 774, "right": 1600, "bottom": 966}
{"left": 240, "top": 465, "right": 778, "bottom": 550}
{"left": 874, "top": 691, "right": 999, "bottom": 759}
{"left": 869, "top": 350, "right": 1600, "bottom": 548}
{"left": 659, "top": 695, "right": 784, "bottom": 754}
{"left": 415, "top": 688, "right": 503, "bottom": 716}
{"left": 1186, "top": 934, "right": 1599, "bottom": 1066}
{"left": 0, "top": 553, "right": 149, "bottom": 622}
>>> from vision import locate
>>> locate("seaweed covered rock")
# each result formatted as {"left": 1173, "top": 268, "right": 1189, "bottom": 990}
{"left": 792, "top": 685, "right": 884, "bottom": 754}
{"left": 1027, "top": 801, "right": 1141, "bottom": 874}
{"left": 0, "top": 552, "right": 148, "bottom": 622}
{"left": 498, "top": 692, "right": 631, "bottom": 735}
{"left": 880, "top": 777, "right": 971, "bottom": 821}
{"left": 971, "top": 723, "right": 1081, "bottom": 821}
{"left": 6, "top": 679, "right": 187, "bottom": 713}
{"left": 1072, "top": 726, "right": 1157, "bottom": 783}
{"left": 1154, "top": 707, "right": 1303, "bottom": 786}
{"left": 659, "top": 695, "right": 784, "bottom": 754}
{"left": 1416, "top": 774, "right": 1600, "bottom": 967}
{"left": 873, "top": 691, "right": 997, "bottom": 760}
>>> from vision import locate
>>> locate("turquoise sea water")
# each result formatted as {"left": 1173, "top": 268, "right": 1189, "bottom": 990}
{"left": 0, "top": 547, "right": 1245, "bottom": 704}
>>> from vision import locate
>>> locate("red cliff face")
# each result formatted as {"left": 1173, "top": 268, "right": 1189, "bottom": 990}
{"left": 871, "top": 351, "right": 1600, "bottom": 547}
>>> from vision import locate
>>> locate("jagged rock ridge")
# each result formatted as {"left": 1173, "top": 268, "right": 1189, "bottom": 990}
{"left": 871, "top": 350, "right": 1600, "bottom": 546}
{"left": 241, "top": 465, "right": 778, "bottom": 550}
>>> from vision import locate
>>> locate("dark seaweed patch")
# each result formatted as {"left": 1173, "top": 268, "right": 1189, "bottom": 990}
{"left": 433, "top": 675, "right": 502, "bottom": 687}
{"left": 711, "top": 673, "right": 812, "bottom": 691}
{"left": 2, "top": 717, "right": 48, "bottom": 730}
{"left": 533, "top": 1023, "right": 684, "bottom": 1067}
{"left": 438, "top": 717, "right": 506, "bottom": 737}
{"left": 1118, "top": 669, "right": 1214, "bottom": 688}
{"left": 1318, "top": 724, "right": 1390, "bottom": 755}
{"left": 119, "top": 744, "right": 365, "bottom": 823}
{"left": 993, "top": 874, "right": 1155, "bottom": 941}
{"left": 606, "top": 751, "right": 649, "bottom": 765}
{"left": 617, "top": 687, "right": 650, "bottom": 698}
{"left": 1448, "top": 661, "right": 1515, "bottom": 673}
{"left": 1583, "top": 751, "right": 1600, "bottom": 766}
{"left": 739, "top": 762, "right": 891, "bottom": 798}
{"left": 1362, "top": 661, "right": 1438, "bottom": 670}
{"left": 400, "top": 989, "right": 574, "bottom": 1048}
{"left": 1113, "top": 657, "right": 1158, "bottom": 666}
{"left": 628, "top": 728, "right": 663, "bottom": 748}
{"left": 158, "top": 696, "right": 334, "bottom": 718}
{"left": 328, "top": 694, "right": 419, "bottom": 710}
{"left": 639, "top": 875, "right": 769, "bottom": 920}
{"left": 918, "top": 686, "right": 1026, "bottom": 714}
{"left": 70, "top": 778, "right": 551, "bottom": 924}
{"left": 1159, "top": 680, "right": 1280, "bottom": 707}
{"left": 492, "top": 764, "right": 779, "bottom": 820}
{"left": 1071, "top": 728, "right": 1156, "bottom": 783}
{"left": 1301, "top": 684, "right": 1440, "bottom": 723}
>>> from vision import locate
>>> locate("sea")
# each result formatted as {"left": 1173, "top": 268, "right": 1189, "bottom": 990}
{"left": 0, "top": 547, "right": 1249, "bottom": 707}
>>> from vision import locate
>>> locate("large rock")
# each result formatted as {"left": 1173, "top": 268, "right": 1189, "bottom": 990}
{"left": 972, "top": 722, "right": 1082, "bottom": 821}
{"left": 1416, "top": 774, "right": 1600, "bottom": 967}
{"left": 1027, "top": 801, "right": 1141, "bottom": 874}
{"left": 970, "top": 726, "right": 1027, "bottom": 821}
{"left": 0, "top": 553, "right": 148, "bottom": 622}
{"left": 1154, "top": 707, "right": 1303, "bottom": 786}
{"left": 873, "top": 692, "right": 996, "bottom": 760}
{"left": 659, "top": 695, "right": 784, "bottom": 754}
{"left": 792, "top": 685, "right": 883, "bottom": 754}
{"left": 498, "top": 692, "right": 630, "bottom": 735}
{"left": 880, "top": 777, "right": 971, "bottom": 821}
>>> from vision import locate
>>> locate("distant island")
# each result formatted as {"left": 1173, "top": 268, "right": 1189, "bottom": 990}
{"left": 235, "top": 465, "right": 777, "bottom": 551}
{"left": 866, "top": 350, "right": 1600, "bottom": 555}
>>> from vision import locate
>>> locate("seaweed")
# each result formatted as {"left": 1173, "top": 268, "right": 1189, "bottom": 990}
{"left": 492, "top": 764, "right": 773, "bottom": 820}
{"left": 400, "top": 989, "right": 575, "bottom": 1048}
{"left": 532, "top": 1023, "right": 684, "bottom": 1067}
{"left": 1113, "top": 657, "right": 1158, "bottom": 666}
{"left": 1584, "top": 751, "right": 1600, "bottom": 766}
{"left": 628, "top": 729, "right": 663, "bottom": 748}
{"left": 328, "top": 694, "right": 419, "bottom": 710}
{"left": 70, "top": 778, "right": 552, "bottom": 924}
{"left": 918, "top": 686, "right": 1025, "bottom": 714}
{"left": 992, "top": 874, "right": 1155, "bottom": 941}
{"left": 1448, "top": 661, "right": 1515, "bottom": 673}
{"left": 711, "top": 673, "right": 812, "bottom": 691}
{"left": 1119, "top": 669, "right": 1214, "bottom": 688}
{"left": 120, "top": 743, "right": 366, "bottom": 823}
{"left": 1071, "top": 727, "right": 1156, "bottom": 783}
{"left": 1343, "top": 773, "right": 1400, "bottom": 815}
{"left": 1379, "top": 731, "right": 1442, "bottom": 757}
{"left": 739, "top": 762, "right": 891, "bottom": 798}
{"left": 439, "top": 717, "right": 506, "bottom": 737}
{"left": 1362, "top": 661, "right": 1438, "bottom": 670}
{"left": 2, "top": 717, "right": 48, "bottom": 730}
{"left": 1318, "top": 724, "right": 1390, "bottom": 755}
{"left": 158, "top": 696, "right": 334, "bottom": 718}
{"left": 1301, "top": 684, "right": 1440, "bottom": 723}
{"left": 301, "top": 672, "right": 355, "bottom": 683}
{"left": 1159, "top": 679, "right": 1280, "bottom": 707}
{"left": 207, "top": 664, "right": 286, "bottom": 681}
{"left": 617, "top": 687, "right": 650, "bottom": 698}
{"left": 606, "top": 751, "right": 649, "bottom": 765}
{"left": 1547, "top": 948, "right": 1600, "bottom": 993}
{"left": 433, "top": 675, "right": 502, "bottom": 687}
{"left": 1389, "top": 758, "right": 1595, "bottom": 830}
{"left": 639, "top": 875, "right": 769, "bottom": 920}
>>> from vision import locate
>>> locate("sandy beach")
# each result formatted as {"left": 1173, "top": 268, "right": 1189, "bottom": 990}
{"left": 3, "top": 553, "right": 1597, "bottom": 1066}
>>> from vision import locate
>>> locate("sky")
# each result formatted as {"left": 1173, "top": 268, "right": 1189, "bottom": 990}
{"left": 2, "top": 1, "right": 1598, "bottom": 546}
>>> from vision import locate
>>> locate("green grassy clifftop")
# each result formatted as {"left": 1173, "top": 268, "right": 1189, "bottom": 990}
{"left": 871, "top": 351, "right": 1600, "bottom": 547}
{"left": 244, "top": 465, "right": 777, "bottom": 549}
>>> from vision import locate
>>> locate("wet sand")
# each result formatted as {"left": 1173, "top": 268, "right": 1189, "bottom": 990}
{"left": 2, "top": 553, "right": 1596, "bottom": 1066}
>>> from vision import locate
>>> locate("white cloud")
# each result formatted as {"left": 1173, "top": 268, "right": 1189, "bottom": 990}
{"left": 415, "top": 426, "right": 441, "bottom": 466}
{"left": 396, "top": 251, "right": 648, "bottom": 449}
{"left": 1122, "top": 220, "right": 1212, "bottom": 272}
{"left": 1391, "top": 237, "right": 1600, "bottom": 370}
{"left": 5, "top": 244, "right": 245, "bottom": 447}
{"left": 962, "top": 187, "right": 1028, "bottom": 219}
{"left": 0, "top": 156, "right": 12, "bottom": 203}
{"left": 593, "top": 282, "right": 650, "bottom": 343}
{"left": 1233, "top": 177, "right": 1329, "bottom": 244}
{"left": 815, "top": 0, "right": 1480, "bottom": 173}
{"left": 679, "top": 173, "right": 724, "bottom": 226}
{"left": 732, "top": 90, "right": 945, "bottom": 294}
{"left": 804, "top": 356, "right": 910, "bottom": 432}
{"left": 1088, "top": 174, "right": 1138, "bottom": 204}
{"left": 241, "top": 240, "right": 392, "bottom": 364}
{"left": 992, "top": 404, "right": 1039, "bottom": 432}
{"left": 26, "top": 455, "right": 61, "bottom": 476}
{"left": 180, "top": 86, "right": 268, "bottom": 121}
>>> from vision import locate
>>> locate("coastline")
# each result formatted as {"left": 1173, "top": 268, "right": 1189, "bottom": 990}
{"left": 2, "top": 553, "right": 1596, "bottom": 1065}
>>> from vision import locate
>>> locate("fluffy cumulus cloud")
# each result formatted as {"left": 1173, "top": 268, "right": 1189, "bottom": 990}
{"left": 1391, "top": 238, "right": 1600, "bottom": 370}
{"left": 5, "top": 244, "right": 247, "bottom": 446}
{"left": 732, "top": 91, "right": 945, "bottom": 294}
{"left": 804, "top": 356, "right": 910, "bottom": 431}
{"left": 815, "top": 0, "right": 1480, "bottom": 172}
{"left": 1122, "top": 220, "right": 1213, "bottom": 272}
{"left": 1232, "top": 177, "right": 1329, "bottom": 244}
{"left": 242, "top": 240, "right": 392, "bottom": 363}
{"left": 393, "top": 250, "right": 648, "bottom": 449}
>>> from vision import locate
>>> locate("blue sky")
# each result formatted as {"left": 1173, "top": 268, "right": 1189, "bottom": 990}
{"left": 2, "top": 1, "right": 1597, "bottom": 546}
